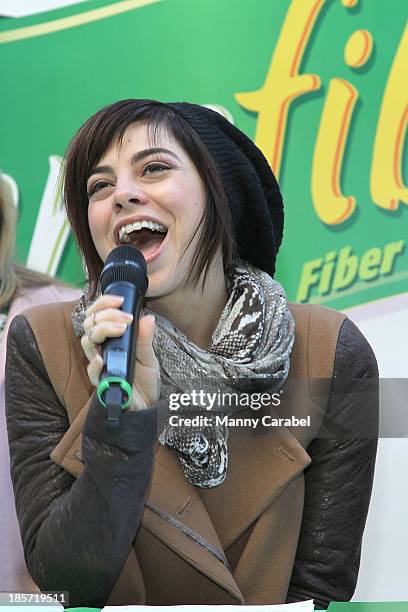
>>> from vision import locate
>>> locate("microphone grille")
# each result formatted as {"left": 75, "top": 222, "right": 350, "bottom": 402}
{"left": 101, "top": 245, "right": 148, "bottom": 293}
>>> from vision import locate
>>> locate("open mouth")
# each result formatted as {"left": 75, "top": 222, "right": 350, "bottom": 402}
{"left": 117, "top": 220, "right": 168, "bottom": 260}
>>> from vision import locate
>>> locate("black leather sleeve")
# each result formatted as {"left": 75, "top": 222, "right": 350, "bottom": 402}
{"left": 5, "top": 315, "right": 159, "bottom": 608}
{"left": 286, "top": 318, "right": 379, "bottom": 609}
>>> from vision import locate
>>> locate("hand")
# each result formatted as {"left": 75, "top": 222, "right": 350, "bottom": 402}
{"left": 81, "top": 294, "right": 161, "bottom": 410}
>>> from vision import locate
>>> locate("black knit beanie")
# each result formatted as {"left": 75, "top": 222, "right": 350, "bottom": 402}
{"left": 167, "top": 102, "right": 284, "bottom": 277}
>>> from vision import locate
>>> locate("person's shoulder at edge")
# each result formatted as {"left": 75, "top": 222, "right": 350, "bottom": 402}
{"left": 11, "top": 284, "right": 81, "bottom": 311}
{"left": 0, "top": 286, "right": 82, "bottom": 384}
{"left": 5, "top": 285, "right": 81, "bottom": 340}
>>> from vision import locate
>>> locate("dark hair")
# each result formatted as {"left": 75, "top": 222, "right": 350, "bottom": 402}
{"left": 62, "top": 99, "right": 237, "bottom": 299}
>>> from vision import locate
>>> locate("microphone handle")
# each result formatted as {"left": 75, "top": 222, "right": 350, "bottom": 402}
{"left": 97, "top": 280, "right": 144, "bottom": 425}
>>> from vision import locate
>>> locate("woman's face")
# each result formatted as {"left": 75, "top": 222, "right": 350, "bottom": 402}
{"left": 87, "top": 122, "right": 206, "bottom": 299}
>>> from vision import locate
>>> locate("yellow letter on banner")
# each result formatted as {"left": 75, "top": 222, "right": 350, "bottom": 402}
{"left": 311, "top": 78, "right": 358, "bottom": 224}
{"left": 235, "top": 0, "right": 324, "bottom": 179}
{"left": 370, "top": 25, "right": 408, "bottom": 210}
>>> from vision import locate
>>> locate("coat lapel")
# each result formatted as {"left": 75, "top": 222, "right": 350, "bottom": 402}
{"left": 199, "top": 408, "right": 311, "bottom": 550}
{"left": 142, "top": 443, "right": 244, "bottom": 602}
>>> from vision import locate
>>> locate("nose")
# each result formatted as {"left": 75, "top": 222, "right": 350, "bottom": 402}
{"left": 114, "top": 178, "right": 149, "bottom": 211}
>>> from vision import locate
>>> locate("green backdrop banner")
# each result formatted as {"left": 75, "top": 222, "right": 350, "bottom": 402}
{"left": 0, "top": 0, "right": 407, "bottom": 309}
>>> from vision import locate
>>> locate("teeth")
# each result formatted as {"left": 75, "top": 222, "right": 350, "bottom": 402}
{"left": 118, "top": 220, "right": 167, "bottom": 242}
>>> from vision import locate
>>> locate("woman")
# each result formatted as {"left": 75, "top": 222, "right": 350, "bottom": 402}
{"left": 0, "top": 175, "right": 80, "bottom": 592}
{"left": 5, "top": 100, "right": 378, "bottom": 609}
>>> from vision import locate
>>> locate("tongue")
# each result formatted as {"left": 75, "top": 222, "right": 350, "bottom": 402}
{"left": 129, "top": 228, "right": 165, "bottom": 257}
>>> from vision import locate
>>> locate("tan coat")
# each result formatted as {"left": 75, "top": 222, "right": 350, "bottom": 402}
{"left": 23, "top": 300, "right": 345, "bottom": 605}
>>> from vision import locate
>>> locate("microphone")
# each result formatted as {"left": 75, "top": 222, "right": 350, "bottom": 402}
{"left": 96, "top": 245, "right": 148, "bottom": 427}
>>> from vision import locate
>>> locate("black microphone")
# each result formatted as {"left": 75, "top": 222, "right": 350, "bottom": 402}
{"left": 96, "top": 245, "right": 148, "bottom": 427}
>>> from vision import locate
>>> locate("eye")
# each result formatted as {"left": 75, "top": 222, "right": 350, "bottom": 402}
{"left": 142, "top": 162, "right": 170, "bottom": 176}
{"left": 87, "top": 181, "right": 112, "bottom": 198}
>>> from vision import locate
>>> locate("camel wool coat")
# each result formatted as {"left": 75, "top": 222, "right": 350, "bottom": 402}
{"left": 5, "top": 300, "right": 378, "bottom": 608}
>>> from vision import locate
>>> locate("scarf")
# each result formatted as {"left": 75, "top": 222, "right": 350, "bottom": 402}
{"left": 72, "top": 261, "right": 295, "bottom": 488}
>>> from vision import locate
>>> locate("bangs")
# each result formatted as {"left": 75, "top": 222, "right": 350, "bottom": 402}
{"left": 75, "top": 101, "right": 179, "bottom": 187}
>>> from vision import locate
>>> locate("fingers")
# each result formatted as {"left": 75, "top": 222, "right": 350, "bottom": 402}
{"left": 86, "top": 294, "right": 124, "bottom": 315}
{"left": 81, "top": 333, "right": 100, "bottom": 362}
{"left": 83, "top": 297, "right": 133, "bottom": 346}
{"left": 84, "top": 318, "right": 130, "bottom": 345}
{"left": 87, "top": 353, "right": 104, "bottom": 387}
{"left": 80, "top": 335, "right": 104, "bottom": 387}
{"left": 135, "top": 315, "right": 158, "bottom": 368}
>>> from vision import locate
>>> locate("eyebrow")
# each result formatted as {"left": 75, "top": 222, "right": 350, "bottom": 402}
{"left": 88, "top": 147, "right": 181, "bottom": 178}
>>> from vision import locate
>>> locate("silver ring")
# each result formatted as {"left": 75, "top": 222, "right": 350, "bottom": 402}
{"left": 87, "top": 312, "right": 97, "bottom": 343}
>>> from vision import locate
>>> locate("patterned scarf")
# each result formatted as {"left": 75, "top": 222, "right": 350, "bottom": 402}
{"left": 72, "top": 261, "right": 295, "bottom": 488}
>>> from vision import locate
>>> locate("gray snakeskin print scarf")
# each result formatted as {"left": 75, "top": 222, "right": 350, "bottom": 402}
{"left": 72, "top": 261, "right": 295, "bottom": 488}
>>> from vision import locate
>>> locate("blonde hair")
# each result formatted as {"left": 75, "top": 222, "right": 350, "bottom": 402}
{"left": 0, "top": 175, "right": 66, "bottom": 310}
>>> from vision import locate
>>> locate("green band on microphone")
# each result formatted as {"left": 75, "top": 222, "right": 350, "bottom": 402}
{"left": 97, "top": 376, "right": 133, "bottom": 409}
